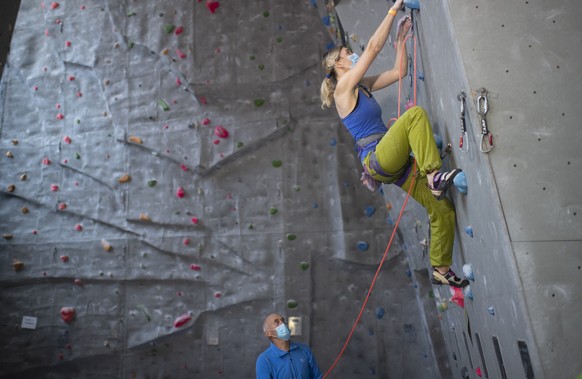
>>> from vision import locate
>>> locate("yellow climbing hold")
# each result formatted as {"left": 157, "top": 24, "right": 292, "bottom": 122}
{"left": 13, "top": 259, "right": 24, "bottom": 272}
{"left": 128, "top": 136, "right": 143, "bottom": 144}
{"left": 118, "top": 174, "right": 131, "bottom": 183}
{"left": 101, "top": 239, "right": 112, "bottom": 252}
{"left": 139, "top": 213, "right": 151, "bottom": 221}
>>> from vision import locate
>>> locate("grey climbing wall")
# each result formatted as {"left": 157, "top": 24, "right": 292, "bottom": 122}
{"left": 0, "top": 0, "right": 443, "bottom": 378}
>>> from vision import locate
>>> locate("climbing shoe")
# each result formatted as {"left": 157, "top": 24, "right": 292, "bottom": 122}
{"left": 428, "top": 168, "right": 462, "bottom": 200}
{"left": 432, "top": 268, "right": 469, "bottom": 288}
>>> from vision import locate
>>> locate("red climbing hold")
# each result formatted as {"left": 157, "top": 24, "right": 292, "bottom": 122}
{"left": 51, "top": 184, "right": 59, "bottom": 192}
{"left": 191, "top": 217, "right": 199, "bottom": 224}
{"left": 198, "top": 96, "right": 207, "bottom": 105}
{"left": 42, "top": 157, "right": 51, "bottom": 165}
{"left": 65, "top": 41, "right": 72, "bottom": 47}
{"left": 175, "top": 26, "right": 184, "bottom": 35}
{"left": 68, "top": 75, "right": 75, "bottom": 81}
{"left": 190, "top": 264, "right": 201, "bottom": 271}
{"left": 214, "top": 292, "right": 222, "bottom": 298}
{"left": 60, "top": 255, "right": 69, "bottom": 263}
{"left": 51, "top": 2, "right": 60, "bottom": 9}
{"left": 180, "top": 164, "right": 188, "bottom": 172}
{"left": 74, "top": 278, "right": 83, "bottom": 286}
{"left": 214, "top": 126, "right": 229, "bottom": 138}
{"left": 58, "top": 203, "right": 67, "bottom": 211}
{"left": 76, "top": 91, "right": 82, "bottom": 97}
{"left": 213, "top": 139, "right": 220, "bottom": 145}
{"left": 450, "top": 287, "right": 465, "bottom": 308}
{"left": 202, "top": 118, "right": 211, "bottom": 125}
{"left": 63, "top": 136, "right": 71, "bottom": 144}
{"left": 206, "top": 1, "right": 220, "bottom": 13}
{"left": 75, "top": 224, "right": 83, "bottom": 231}
{"left": 176, "top": 78, "right": 182, "bottom": 86}
{"left": 176, "top": 49, "right": 187, "bottom": 59}
{"left": 176, "top": 186, "right": 185, "bottom": 198}
{"left": 60, "top": 307, "right": 75, "bottom": 323}
{"left": 173, "top": 313, "right": 192, "bottom": 328}
{"left": 183, "top": 238, "right": 190, "bottom": 245}
{"left": 56, "top": 113, "right": 64, "bottom": 120}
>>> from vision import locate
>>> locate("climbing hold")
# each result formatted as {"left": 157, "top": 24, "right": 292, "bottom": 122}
{"left": 236, "top": 141, "right": 244, "bottom": 148}
{"left": 11, "top": 139, "right": 18, "bottom": 145}
{"left": 51, "top": 2, "right": 60, "bottom": 9}
{"left": 183, "top": 238, "right": 190, "bottom": 246}
{"left": 286, "top": 234, "right": 297, "bottom": 241}
{"left": 60, "top": 307, "right": 76, "bottom": 323}
{"left": 287, "top": 299, "right": 298, "bottom": 309}
{"left": 365, "top": 206, "right": 376, "bottom": 217}
{"left": 356, "top": 241, "right": 369, "bottom": 251}
{"left": 214, "top": 126, "right": 229, "bottom": 138}
{"left": 276, "top": 37, "right": 283, "bottom": 43}
{"left": 51, "top": 184, "right": 59, "bottom": 192}
{"left": 13, "top": 259, "right": 24, "bottom": 271}
{"left": 214, "top": 292, "right": 222, "bottom": 298}
{"left": 258, "top": 64, "right": 265, "bottom": 70}
{"left": 118, "top": 174, "right": 131, "bottom": 183}
{"left": 75, "top": 224, "right": 83, "bottom": 231}
{"left": 42, "top": 157, "right": 51, "bottom": 165}
{"left": 254, "top": 99, "right": 265, "bottom": 107}
{"left": 464, "top": 226, "right": 473, "bottom": 238}
{"left": 176, "top": 186, "right": 185, "bottom": 198}
{"left": 463, "top": 285, "right": 473, "bottom": 301}
{"left": 450, "top": 287, "right": 464, "bottom": 308}
{"left": 180, "top": 164, "right": 188, "bottom": 172}
{"left": 418, "top": 72, "right": 425, "bottom": 81}
{"left": 405, "top": 99, "right": 414, "bottom": 110}
{"left": 139, "top": 213, "right": 151, "bottom": 222}
{"left": 173, "top": 313, "right": 192, "bottom": 328}
{"left": 191, "top": 217, "right": 199, "bottom": 224}
{"left": 299, "top": 261, "right": 309, "bottom": 271}
{"left": 147, "top": 180, "right": 157, "bottom": 187}
{"left": 202, "top": 118, "right": 211, "bottom": 125}
{"left": 176, "top": 49, "right": 187, "bottom": 59}
{"left": 263, "top": 10, "right": 270, "bottom": 17}
{"left": 56, "top": 113, "right": 65, "bottom": 120}
{"left": 19, "top": 174, "right": 27, "bottom": 181}
{"left": 175, "top": 26, "right": 184, "bottom": 35}
{"left": 437, "top": 301, "right": 448, "bottom": 312}
{"left": 475, "top": 367, "right": 483, "bottom": 377}
{"left": 163, "top": 24, "right": 175, "bottom": 34}
{"left": 487, "top": 306, "right": 495, "bottom": 316}
{"left": 75, "top": 153, "right": 81, "bottom": 160}
{"left": 7, "top": 184, "right": 15, "bottom": 193}
{"left": 433, "top": 134, "right": 443, "bottom": 150}
{"left": 454, "top": 172, "right": 468, "bottom": 194}
{"left": 5, "top": 151, "right": 13, "bottom": 158}
{"left": 375, "top": 307, "right": 385, "bottom": 319}
{"left": 161, "top": 48, "right": 170, "bottom": 56}
{"left": 330, "top": 138, "right": 337, "bottom": 146}
{"left": 462, "top": 264, "right": 474, "bottom": 281}
{"left": 268, "top": 207, "right": 278, "bottom": 215}
{"left": 3, "top": 234, "right": 13, "bottom": 240}
{"left": 60, "top": 255, "right": 69, "bottom": 263}
{"left": 21, "top": 207, "right": 29, "bottom": 214}
{"left": 271, "top": 159, "right": 282, "bottom": 168}
{"left": 403, "top": 0, "right": 421, "bottom": 10}
{"left": 65, "top": 41, "right": 71, "bottom": 48}
{"left": 206, "top": 1, "right": 220, "bottom": 13}
{"left": 158, "top": 99, "right": 170, "bottom": 111}
{"left": 128, "top": 136, "right": 142, "bottom": 144}
{"left": 101, "top": 239, "right": 112, "bottom": 252}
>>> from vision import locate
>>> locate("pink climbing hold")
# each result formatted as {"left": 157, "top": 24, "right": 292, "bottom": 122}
{"left": 42, "top": 157, "right": 51, "bottom": 165}
{"left": 58, "top": 202, "right": 67, "bottom": 210}
{"left": 180, "top": 164, "right": 188, "bottom": 172}
{"left": 176, "top": 186, "right": 185, "bottom": 198}
{"left": 405, "top": 99, "right": 414, "bottom": 110}
{"left": 191, "top": 217, "right": 199, "bottom": 224}
{"left": 60, "top": 307, "right": 75, "bottom": 323}
{"left": 190, "top": 264, "right": 201, "bottom": 271}
{"left": 214, "top": 292, "right": 221, "bottom": 298}
{"left": 68, "top": 75, "right": 75, "bottom": 81}
{"left": 183, "top": 238, "right": 190, "bottom": 245}
{"left": 44, "top": 29, "right": 49, "bottom": 37}
{"left": 51, "top": 2, "right": 60, "bottom": 9}
{"left": 51, "top": 184, "right": 59, "bottom": 192}
{"left": 176, "top": 49, "right": 187, "bottom": 59}
{"left": 173, "top": 313, "right": 192, "bottom": 328}
{"left": 202, "top": 118, "right": 211, "bottom": 125}
{"left": 34, "top": 86, "right": 39, "bottom": 91}
{"left": 75, "top": 224, "right": 83, "bottom": 231}
{"left": 206, "top": 0, "right": 220, "bottom": 13}
{"left": 56, "top": 113, "right": 64, "bottom": 120}
{"left": 450, "top": 287, "right": 464, "bottom": 308}
{"left": 176, "top": 78, "right": 182, "bottom": 86}
{"left": 76, "top": 91, "right": 83, "bottom": 97}
{"left": 214, "top": 126, "right": 229, "bottom": 138}
{"left": 63, "top": 136, "right": 71, "bottom": 144}
{"left": 213, "top": 139, "right": 220, "bottom": 145}
{"left": 65, "top": 41, "right": 72, "bottom": 47}
{"left": 175, "top": 26, "right": 184, "bottom": 35}
{"left": 475, "top": 367, "right": 483, "bottom": 377}
{"left": 198, "top": 96, "right": 207, "bottom": 105}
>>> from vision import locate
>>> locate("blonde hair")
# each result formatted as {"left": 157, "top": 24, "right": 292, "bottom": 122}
{"left": 320, "top": 47, "right": 343, "bottom": 109}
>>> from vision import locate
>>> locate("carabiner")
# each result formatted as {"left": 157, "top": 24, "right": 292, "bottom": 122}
{"left": 457, "top": 90, "right": 468, "bottom": 152}
{"left": 476, "top": 88, "right": 494, "bottom": 153}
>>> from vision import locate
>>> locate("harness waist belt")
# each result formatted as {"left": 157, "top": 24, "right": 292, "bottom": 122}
{"left": 356, "top": 133, "right": 385, "bottom": 148}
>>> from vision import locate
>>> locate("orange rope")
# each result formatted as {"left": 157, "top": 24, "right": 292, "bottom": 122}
{"left": 323, "top": 26, "right": 418, "bottom": 379}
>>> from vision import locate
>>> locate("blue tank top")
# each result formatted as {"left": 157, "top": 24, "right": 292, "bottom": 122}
{"left": 341, "top": 86, "right": 387, "bottom": 160}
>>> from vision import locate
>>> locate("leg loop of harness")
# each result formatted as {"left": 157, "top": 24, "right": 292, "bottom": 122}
{"left": 361, "top": 151, "right": 413, "bottom": 191}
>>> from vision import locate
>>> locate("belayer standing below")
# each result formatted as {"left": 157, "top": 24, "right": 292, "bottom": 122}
{"left": 320, "top": 0, "right": 468, "bottom": 287}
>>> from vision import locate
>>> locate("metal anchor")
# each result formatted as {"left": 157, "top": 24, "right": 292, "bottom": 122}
{"left": 457, "top": 90, "right": 469, "bottom": 152}
{"left": 476, "top": 87, "right": 494, "bottom": 153}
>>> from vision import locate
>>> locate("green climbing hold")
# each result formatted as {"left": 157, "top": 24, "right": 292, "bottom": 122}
{"left": 127, "top": 11, "right": 137, "bottom": 17}
{"left": 299, "top": 261, "right": 309, "bottom": 271}
{"left": 272, "top": 160, "right": 282, "bottom": 168}
{"left": 147, "top": 180, "right": 157, "bottom": 187}
{"left": 258, "top": 64, "right": 265, "bottom": 70}
{"left": 236, "top": 141, "right": 244, "bottom": 148}
{"left": 75, "top": 153, "right": 81, "bottom": 160}
{"left": 249, "top": 55, "right": 255, "bottom": 61}
{"left": 128, "top": 40, "right": 135, "bottom": 49}
{"left": 75, "top": 119, "right": 81, "bottom": 124}
{"left": 286, "top": 234, "right": 297, "bottom": 241}
{"left": 263, "top": 11, "right": 270, "bottom": 17}
{"left": 163, "top": 24, "right": 175, "bottom": 34}
{"left": 269, "top": 207, "right": 278, "bottom": 215}
{"left": 254, "top": 99, "right": 266, "bottom": 107}
{"left": 158, "top": 99, "right": 170, "bottom": 111}
{"left": 286, "top": 299, "right": 298, "bottom": 309}
{"left": 248, "top": 224, "right": 254, "bottom": 230}
{"left": 292, "top": 185, "right": 300, "bottom": 192}
{"left": 276, "top": 37, "right": 283, "bottom": 43}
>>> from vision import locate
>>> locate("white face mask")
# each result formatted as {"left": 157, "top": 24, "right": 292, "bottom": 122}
{"left": 347, "top": 53, "right": 359, "bottom": 68}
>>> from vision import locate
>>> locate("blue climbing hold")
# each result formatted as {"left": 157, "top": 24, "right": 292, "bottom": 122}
{"left": 365, "top": 205, "right": 376, "bottom": 217}
{"left": 433, "top": 134, "right": 443, "bottom": 150}
{"left": 376, "top": 307, "right": 385, "bottom": 319}
{"left": 312, "top": 202, "right": 319, "bottom": 209}
{"left": 330, "top": 138, "right": 337, "bottom": 146}
{"left": 462, "top": 263, "right": 475, "bottom": 281}
{"left": 464, "top": 226, "right": 474, "bottom": 238}
{"left": 357, "top": 241, "right": 369, "bottom": 251}
{"left": 325, "top": 41, "right": 335, "bottom": 50}
{"left": 404, "top": 0, "right": 421, "bottom": 10}
{"left": 463, "top": 285, "right": 473, "bottom": 301}
{"left": 322, "top": 15, "right": 331, "bottom": 26}
{"left": 418, "top": 72, "right": 425, "bottom": 81}
{"left": 406, "top": 269, "right": 412, "bottom": 278}
{"left": 454, "top": 172, "right": 468, "bottom": 194}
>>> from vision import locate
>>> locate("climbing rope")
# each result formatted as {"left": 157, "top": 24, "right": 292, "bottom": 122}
{"left": 323, "top": 13, "right": 419, "bottom": 379}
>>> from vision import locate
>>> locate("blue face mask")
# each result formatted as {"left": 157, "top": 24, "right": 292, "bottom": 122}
{"left": 273, "top": 323, "right": 291, "bottom": 341}
{"left": 347, "top": 53, "right": 359, "bottom": 68}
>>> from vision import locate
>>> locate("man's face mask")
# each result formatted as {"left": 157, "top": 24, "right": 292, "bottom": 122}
{"left": 271, "top": 323, "right": 291, "bottom": 341}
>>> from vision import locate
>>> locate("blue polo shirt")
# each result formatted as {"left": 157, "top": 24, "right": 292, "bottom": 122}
{"left": 256, "top": 341, "right": 322, "bottom": 379}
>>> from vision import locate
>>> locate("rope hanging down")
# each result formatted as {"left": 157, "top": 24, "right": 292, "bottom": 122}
{"left": 323, "top": 15, "right": 419, "bottom": 379}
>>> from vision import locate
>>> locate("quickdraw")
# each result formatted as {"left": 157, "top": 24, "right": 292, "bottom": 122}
{"left": 457, "top": 90, "right": 468, "bottom": 152}
{"left": 476, "top": 87, "right": 494, "bottom": 153}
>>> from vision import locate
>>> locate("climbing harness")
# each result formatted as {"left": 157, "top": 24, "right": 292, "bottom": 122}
{"left": 457, "top": 90, "right": 469, "bottom": 152}
{"left": 476, "top": 87, "right": 494, "bottom": 153}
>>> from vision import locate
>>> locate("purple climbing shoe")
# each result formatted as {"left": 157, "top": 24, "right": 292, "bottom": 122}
{"left": 428, "top": 168, "right": 462, "bottom": 200}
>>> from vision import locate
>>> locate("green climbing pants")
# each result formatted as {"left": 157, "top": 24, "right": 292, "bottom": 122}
{"left": 375, "top": 106, "right": 455, "bottom": 267}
